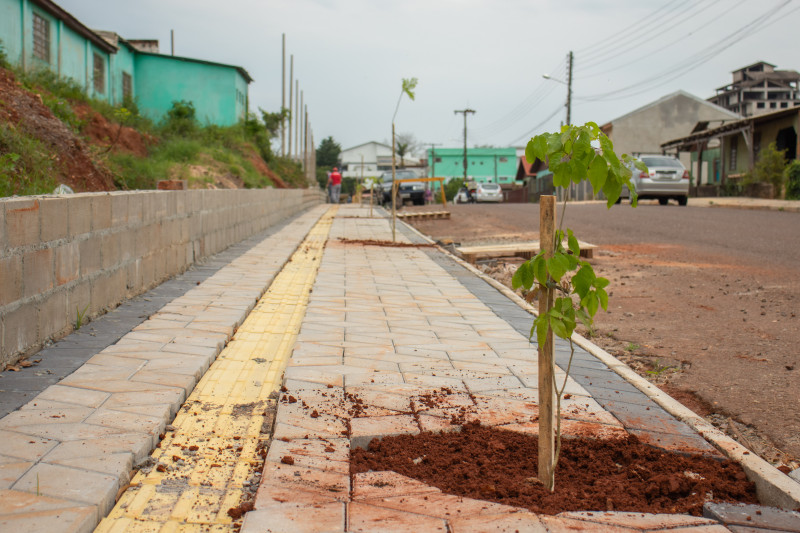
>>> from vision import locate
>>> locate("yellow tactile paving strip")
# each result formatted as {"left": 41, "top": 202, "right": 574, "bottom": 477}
{"left": 94, "top": 207, "right": 336, "bottom": 533}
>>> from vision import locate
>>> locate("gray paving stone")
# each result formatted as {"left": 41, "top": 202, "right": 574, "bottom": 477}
{"left": 704, "top": 502, "right": 800, "bottom": 531}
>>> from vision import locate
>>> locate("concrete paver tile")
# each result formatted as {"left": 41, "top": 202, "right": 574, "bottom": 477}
{"left": 102, "top": 389, "right": 186, "bottom": 413}
{"left": 0, "top": 406, "right": 95, "bottom": 428}
{"left": 129, "top": 369, "right": 198, "bottom": 393}
{"left": 540, "top": 515, "right": 642, "bottom": 532}
{"left": 13, "top": 462, "right": 118, "bottom": 515}
{"left": 351, "top": 471, "right": 442, "bottom": 501}
{"left": 84, "top": 408, "right": 166, "bottom": 435}
{"left": 347, "top": 501, "right": 448, "bottom": 532}
{"left": 360, "top": 492, "right": 522, "bottom": 521}
{"left": 253, "top": 483, "right": 341, "bottom": 510}
{"left": 83, "top": 353, "right": 148, "bottom": 370}
{"left": 350, "top": 415, "right": 419, "bottom": 448}
{"left": 0, "top": 504, "right": 97, "bottom": 533}
{"left": 10, "top": 421, "right": 135, "bottom": 442}
{"left": 463, "top": 375, "right": 525, "bottom": 392}
{"left": 46, "top": 452, "right": 133, "bottom": 482}
{"left": 282, "top": 367, "right": 345, "bottom": 387}
{"left": 241, "top": 503, "right": 345, "bottom": 533}
{"left": 0, "top": 429, "right": 58, "bottom": 461}
{"left": 266, "top": 438, "right": 349, "bottom": 474}
{"left": 448, "top": 511, "right": 548, "bottom": 532}
{"left": 560, "top": 512, "right": 721, "bottom": 530}
{"left": 344, "top": 387, "right": 413, "bottom": 413}
{"left": 260, "top": 461, "right": 349, "bottom": 500}
{"left": 42, "top": 434, "right": 153, "bottom": 463}
{"left": 403, "top": 373, "right": 468, "bottom": 389}
{"left": 703, "top": 502, "right": 800, "bottom": 531}
{"left": 0, "top": 461, "right": 33, "bottom": 489}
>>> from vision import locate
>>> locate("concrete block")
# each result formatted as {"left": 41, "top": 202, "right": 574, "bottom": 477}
{"left": 38, "top": 290, "right": 69, "bottom": 341}
{"left": 127, "top": 193, "right": 143, "bottom": 225}
{"left": 67, "top": 196, "right": 92, "bottom": 237}
{"left": 126, "top": 259, "right": 142, "bottom": 293}
{"left": 141, "top": 192, "right": 156, "bottom": 224}
{"left": 111, "top": 193, "right": 129, "bottom": 226}
{"left": 100, "top": 232, "right": 121, "bottom": 270}
{"left": 79, "top": 238, "right": 102, "bottom": 276}
{"left": 67, "top": 281, "right": 91, "bottom": 322}
{"left": 91, "top": 194, "right": 112, "bottom": 231}
{"left": 39, "top": 197, "right": 68, "bottom": 242}
{"left": 22, "top": 248, "right": 54, "bottom": 298}
{"left": 54, "top": 241, "right": 80, "bottom": 287}
{"left": 153, "top": 193, "right": 167, "bottom": 219}
{"left": 166, "top": 190, "right": 178, "bottom": 215}
{"left": 119, "top": 229, "right": 135, "bottom": 263}
{"left": 0, "top": 254, "right": 23, "bottom": 306}
{"left": 1, "top": 304, "right": 38, "bottom": 366}
{"left": 0, "top": 203, "right": 6, "bottom": 251}
{"left": 5, "top": 198, "right": 40, "bottom": 248}
{"left": 141, "top": 254, "right": 155, "bottom": 289}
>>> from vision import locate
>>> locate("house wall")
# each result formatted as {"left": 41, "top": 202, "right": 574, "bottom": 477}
{"left": 0, "top": 0, "right": 113, "bottom": 100}
{"left": 340, "top": 143, "right": 392, "bottom": 178}
{"left": 134, "top": 53, "right": 244, "bottom": 125}
{"left": 0, "top": 189, "right": 323, "bottom": 368}
{"left": 426, "top": 148, "right": 517, "bottom": 183}
{"left": 722, "top": 115, "right": 799, "bottom": 175}
{"left": 608, "top": 93, "right": 736, "bottom": 157}
{"left": 110, "top": 42, "right": 135, "bottom": 105}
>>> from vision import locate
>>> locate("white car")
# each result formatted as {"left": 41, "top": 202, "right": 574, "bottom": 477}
{"left": 476, "top": 183, "right": 503, "bottom": 202}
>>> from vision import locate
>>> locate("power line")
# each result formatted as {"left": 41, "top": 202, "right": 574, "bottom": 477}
{"left": 508, "top": 104, "right": 565, "bottom": 146}
{"left": 579, "top": 0, "right": 794, "bottom": 102}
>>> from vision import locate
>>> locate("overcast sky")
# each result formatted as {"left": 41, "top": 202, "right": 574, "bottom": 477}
{"left": 59, "top": 0, "right": 799, "bottom": 154}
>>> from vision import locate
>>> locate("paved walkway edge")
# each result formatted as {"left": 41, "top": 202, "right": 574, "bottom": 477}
{"left": 400, "top": 217, "right": 800, "bottom": 510}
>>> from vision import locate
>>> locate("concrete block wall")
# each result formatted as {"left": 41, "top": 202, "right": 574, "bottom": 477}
{"left": 0, "top": 188, "right": 322, "bottom": 367}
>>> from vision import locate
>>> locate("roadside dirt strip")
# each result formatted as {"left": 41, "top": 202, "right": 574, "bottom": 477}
{"left": 95, "top": 208, "right": 336, "bottom": 531}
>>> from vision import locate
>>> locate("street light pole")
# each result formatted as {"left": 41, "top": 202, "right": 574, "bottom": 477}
{"left": 542, "top": 50, "right": 573, "bottom": 126}
{"left": 454, "top": 109, "right": 475, "bottom": 185}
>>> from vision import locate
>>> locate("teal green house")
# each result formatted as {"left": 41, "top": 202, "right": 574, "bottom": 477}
{"left": 0, "top": 0, "right": 251, "bottom": 125}
{"left": 427, "top": 147, "right": 518, "bottom": 184}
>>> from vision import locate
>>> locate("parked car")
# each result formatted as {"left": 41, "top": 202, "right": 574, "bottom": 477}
{"left": 621, "top": 155, "right": 689, "bottom": 206}
{"left": 476, "top": 182, "right": 503, "bottom": 202}
{"left": 378, "top": 170, "right": 425, "bottom": 206}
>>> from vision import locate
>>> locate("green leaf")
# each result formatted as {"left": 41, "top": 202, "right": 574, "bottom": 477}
{"left": 597, "top": 287, "right": 609, "bottom": 311}
{"left": 549, "top": 315, "right": 568, "bottom": 339}
{"left": 527, "top": 135, "right": 548, "bottom": 163}
{"left": 603, "top": 178, "right": 622, "bottom": 208}
{"left": 599, "top": 134, "right": 621, "bottom": 169}
{"left": 593, "top": 277, "right": 610, "bottom": 290}
{"left": 576, "top": 308, "right": 593, "bottom": 329}
{"left": 520, "top": 261, "right": 534, "bottom": 289}
{"left": 582, "top": 291, "right": 599, "bottom": 317}
{"left": 587, "top": 154, "right": 608, "bottom": 192}
{"left": 402, "top": 78, "right": 418, "bottom": 100}
{"left": 535, "top": 315, "right": 548, "bottom": 346}
{"left": 511, "top": 262, "right": 525, "bottom": 290}
{"left": 572, "top": 264, "right": 594, "bottom": 299}
{"left": 547, "top": 252, "right": 570, "bottom": 282}
{"left": 546, "top": 133, "right": 563, "bottom": 153}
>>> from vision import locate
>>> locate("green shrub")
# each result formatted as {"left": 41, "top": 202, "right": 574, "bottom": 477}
{"left": 18, "top": 67, "right": 86, "bottom": 102}
{"left": 161, "top": 100, "right": 199, "bottom": 138}
{"left": 0, "top": 123, "right": 57, "bottom": 196}
{"left": 785, "top": 160, "right": 800, "bottom": 200}
{"left": 0, "top": 39, "right": 10, "bottom": 69}
{"left": 745, "top": 142, "right": 786, "bottom": 197}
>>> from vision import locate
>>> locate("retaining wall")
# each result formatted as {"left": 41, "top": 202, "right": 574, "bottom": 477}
{"left": 0, "top": 188, "right": 322, "bottom": 367}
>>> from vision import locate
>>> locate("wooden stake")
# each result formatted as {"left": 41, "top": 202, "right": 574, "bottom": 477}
{"left": 538, "top": 195, "right": 556, "bottom": 492}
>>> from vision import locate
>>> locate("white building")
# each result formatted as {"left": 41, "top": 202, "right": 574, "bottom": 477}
{"left": 339, "top": 141, "right": 421, "bottom": 179}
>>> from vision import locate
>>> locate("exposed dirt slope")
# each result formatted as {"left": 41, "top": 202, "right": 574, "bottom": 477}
{"left": 0, "top": 68, "right": 115, "bottom": 192}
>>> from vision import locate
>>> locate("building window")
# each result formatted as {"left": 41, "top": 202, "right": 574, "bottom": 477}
{"left": 757, "top": 102, "right": 765, "bottom": 109}
{"left": 93, "top": 53, "right": 105, "bottom": 94}
{"left": 781, "top": 102, "right": 788, "bottom": 108}
{"left": 729, "top": 136, "right": 738, "bottom": 170}
{"left": 499, "top": 157, "right": 508, "bottom": 163}
{"left": 770, "top": 102, "right": 777, "bottom": 109}
{"left": 434, "top": 157, "right": 441, "bottom": 163}
{"left": 33, "top": 13, "right": 50, "bottom": 63}
{"left": 122, "top": 72, "right": 132, "bottom": 101}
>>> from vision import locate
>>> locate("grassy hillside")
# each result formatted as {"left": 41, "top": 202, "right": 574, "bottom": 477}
{"left": 0, "top": 44, "right": 306, "bottom": 196}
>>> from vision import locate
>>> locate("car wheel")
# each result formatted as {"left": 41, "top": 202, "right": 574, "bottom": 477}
{"left": 678, "top": 196, "right": 688, "bottom": 206}
{"left": 658, "top": 198, "right": 669, "bottom": 206}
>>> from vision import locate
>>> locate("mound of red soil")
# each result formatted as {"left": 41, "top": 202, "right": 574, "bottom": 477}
{"left": 0, "top": 68, "right": 115, "bottom": 192}
{"left": 73, "top": 102, "right": 151, "bottom": 157}
{"left": 351, "top": 422, "right": 758, "bottom": 516}
{"left": 246, "top": 151, "right": 288, "bottom": 189}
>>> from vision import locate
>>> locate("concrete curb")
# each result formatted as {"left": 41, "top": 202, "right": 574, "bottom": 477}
{"left": 399, "top": 217, "right": 800, "bottom": 510}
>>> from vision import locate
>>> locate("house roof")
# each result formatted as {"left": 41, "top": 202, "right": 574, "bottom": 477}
{"left": 133, "top": 49, "right": 253, "bottom": 83}
{"left": 734, "top": 61, "right": 776, "bottom": 73}
{"left": 32, "top": 0, "right": 117, "bottom": 54}
{"left": 342, "top": 141, "right": 393, "bottom": 152}
{"left": 661, "top": 105, "right": 800, "bottom": 151}
{"left": 601, "top": 90, "right": 740, "bottom": 128}
{"left": 715, "top": 69, "right": 800, "bottom": 92}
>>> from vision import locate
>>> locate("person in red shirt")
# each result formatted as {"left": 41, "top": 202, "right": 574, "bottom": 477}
{"left": 328, "top": 167, "right": 342, "bottom": 204}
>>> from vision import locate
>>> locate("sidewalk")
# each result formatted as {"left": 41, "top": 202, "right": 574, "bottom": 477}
{"left": 1, "top": 204, "right": 799, "bottom": 532}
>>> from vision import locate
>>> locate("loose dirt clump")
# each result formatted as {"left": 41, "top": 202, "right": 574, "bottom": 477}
{"left": 351, "top": 422, "right": 758, "bottom": 516}
{"left": 73, "top": 102, "right": 152, "bottom": 157}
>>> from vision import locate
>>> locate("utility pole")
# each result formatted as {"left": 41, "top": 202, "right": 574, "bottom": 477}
{"left": 304, "top": 104, "right": 308, "bottom": 172}
{"left": 281, "top": 34, "right": 285, "bottom": 157}
{"left": 454, "top": 109, "right": 475, "bottom": 185}
{"left": 170, "top": 30, "right": 175, "bottom": 55}
{"left": 295, "top": 80, "right": 300, "bottom": 159}
{"left": 299, "top": 89, "right": 304, "bottom": 161}
{"left": 566, "top": 51, "right": 573, "bottom": 125}
{"left": 288, "top": 55, "right": 293, "bottom": 157}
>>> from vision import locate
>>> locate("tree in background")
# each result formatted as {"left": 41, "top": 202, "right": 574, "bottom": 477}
{"left": 316, "top": 136, "right": 342, "bottom": 189}
{"left": 745, "top": 142, "right": 787, "bottom": 198}
{"left": 396, "top": 132, "right": 418, "bottom": 167}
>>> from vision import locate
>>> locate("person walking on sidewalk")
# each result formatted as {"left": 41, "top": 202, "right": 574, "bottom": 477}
{"left": 328, "top": 167, "right": 342, "bottom": 204}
